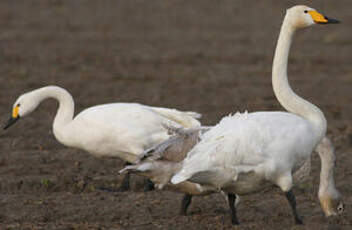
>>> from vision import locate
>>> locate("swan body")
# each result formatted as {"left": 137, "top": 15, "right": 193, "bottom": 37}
{"left": 120, "top": 123, "right": 326, "bottom": 215}
{"left": 126, "top": 124, "right": 327, "bottom": 191}
{"left": 172, "top": 112, "right": 317, "bottom": 192}
{"left": 171, "top": 5, "right": 341, "bottom": 223}
{"left": 4, "top": 86, "right": 201, "bottom": 164}
{"left": 54, "top": 102, "right": 199, "bottom": 162}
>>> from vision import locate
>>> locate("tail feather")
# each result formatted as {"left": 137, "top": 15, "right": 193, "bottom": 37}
{"left": 184, "top": 111, "right": 202, "bottom": 119}
{"left": 150, "top": 107, "right": 201, "bottom": 128}
{"left": 162, "top": 123, "right": 190, "bottom": 136}
{"left": 162, "top": 123, "right": 211, "bottom": 136}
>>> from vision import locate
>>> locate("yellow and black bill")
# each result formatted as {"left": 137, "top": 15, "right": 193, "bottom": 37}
{"left": 3, "top": 116, "right": 20, "bottom": 130}
{"left": 3, "top": 106, "right": 20, "bottom": 130}
{"left": 308, "top": 11, "right": 340, "bottom": 24}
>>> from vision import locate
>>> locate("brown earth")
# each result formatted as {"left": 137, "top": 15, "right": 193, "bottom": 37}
{"left": 0, "top": 0, "right": 351, "bottom": 229}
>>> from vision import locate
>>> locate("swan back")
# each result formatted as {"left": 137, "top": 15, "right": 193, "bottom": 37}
{"left": 58, "top": 103, "right": 202, "bottom": 162}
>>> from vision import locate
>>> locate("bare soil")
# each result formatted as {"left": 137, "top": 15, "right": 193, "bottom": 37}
{"left": 0, "top": 1, "right": 351, "bottom": 229}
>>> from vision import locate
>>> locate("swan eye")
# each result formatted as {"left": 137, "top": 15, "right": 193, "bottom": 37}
{"left": 17, "top": 103, "right": 21, "bottom": 107}
{"left": 304, "top": 10, "right": 308, "bottom": 13}
{"left": 337, "top": 203, "right": 344, "bottom": 213}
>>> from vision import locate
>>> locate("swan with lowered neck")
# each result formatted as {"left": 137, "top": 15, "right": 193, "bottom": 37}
{"left": 3, "top": 85, "right": 201, "bottom": 189}
{"left": 171, "top": 5, "right": 341, "bottom": 225}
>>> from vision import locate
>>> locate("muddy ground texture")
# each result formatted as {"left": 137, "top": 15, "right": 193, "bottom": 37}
{"left": 0, "top": 1, "right": 351, "bottom": 229}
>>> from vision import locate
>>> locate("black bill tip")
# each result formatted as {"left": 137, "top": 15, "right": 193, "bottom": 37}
{"left": 3, "top": 116, "right": 20, "bottom": 130}
{"left": 325, "top": 16, "right": 340, "bottom": 24}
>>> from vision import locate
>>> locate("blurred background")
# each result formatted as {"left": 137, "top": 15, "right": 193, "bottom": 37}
{"left": 0, "top": 0, "right": 351, "bottom": 229}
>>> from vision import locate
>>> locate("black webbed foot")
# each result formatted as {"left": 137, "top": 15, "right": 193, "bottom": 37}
{"left": 143, "top": 179, "right": 155, "bottom": 191}
{"left": 228, "top": 193, "right": 240, "bottom": 225}
{"left": 179, "top": 194, "right": 193, "bottom": 216}
{"left": 285, "top": 190, "right": 303, "bottom": 225}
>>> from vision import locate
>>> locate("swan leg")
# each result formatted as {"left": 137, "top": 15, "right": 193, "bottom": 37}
{"left": 179, "top": 194, "right": 193, "bottom": 216}
{"left": 143, "top": 179, "right": 155, "bottom": 191}
{"left": 285, "top": 190, "right": 303, "bottom": 225}
{"left": 97, "top": 162, "right": 131, "bottom": 192}
{"left": 118, "top": 162, "right": 131, "bottom": 192}
{"left": 228, "top": 193, "right": 240, "bottom": 225}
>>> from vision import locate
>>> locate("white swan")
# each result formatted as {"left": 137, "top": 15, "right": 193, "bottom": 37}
{"left": 122, "top": 125, "right": 340, "bottom": 218}
{"left": 3, "top": 85, "right": 201, "bottom": 189}
{"left": 171, "top": 5, "right": 341, "bottom": 225}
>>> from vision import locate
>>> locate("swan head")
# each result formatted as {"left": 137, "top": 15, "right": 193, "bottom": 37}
{"left": 319, "top": 191, "right": 344, "bottom": 217}
{"left": 3, "top": 91, "right": 40, "bottom": 130}
{"left": 286, "top": 5, "right": 339, "bottom": 29}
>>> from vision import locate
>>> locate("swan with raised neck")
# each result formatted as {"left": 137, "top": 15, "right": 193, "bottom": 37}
{"left": 272, "top": 8, "right": 327, "bottom": 141}
{"left": 272, "top": 8, "right": 342, "bottom": 216}
{"left": 171, "top": 5, "right": 341, "bottom": 224}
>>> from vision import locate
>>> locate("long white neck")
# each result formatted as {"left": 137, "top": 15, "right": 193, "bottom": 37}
{"left": 272, "top": 14, "right": 327, "bottom": 140}
{"left": 33, "top": 86, "right": 75, "bottom": 137}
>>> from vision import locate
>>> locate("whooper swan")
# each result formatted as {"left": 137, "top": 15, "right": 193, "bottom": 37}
{"left": 3, "top": 85, "right": 201, "bottom": 190}
{"left": 122, "top": 125, "right": 342, "bottom": 220}
{"left": 171, "top": 5, "right": 341, "bottom": 225}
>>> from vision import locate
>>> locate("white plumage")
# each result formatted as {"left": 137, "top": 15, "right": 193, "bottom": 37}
{"left": 172, "top": 112, "right": 316, "bottom": 191}
{"left": 171, "top": 5, "right": 342, "bottom": 223}
{"left": 4, "top": 86, "right": 201, "bottom": 164}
